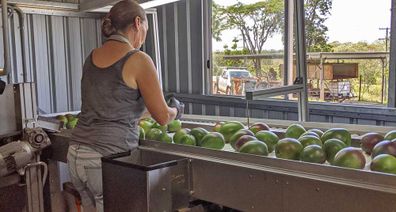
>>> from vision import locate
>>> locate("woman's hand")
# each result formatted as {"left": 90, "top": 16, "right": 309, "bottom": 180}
{"left": 166, "top": 96, "right": 184, "bottom": 120}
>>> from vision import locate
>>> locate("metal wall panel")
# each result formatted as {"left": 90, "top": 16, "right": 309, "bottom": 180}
{"left": 385, "top": 121, "right": 396, "bottom": 126}
{"left": 226, "top": 107, "right": 233, "bottom": 117}
{"left": 24, "top": 13, "right": 34, "bottom": 83}
{"left": 357, "top": 119, "right": 378, "bottom": 126}
{"left": 184, "top": 103, "right": 191, "bottom": 114}
{"left": 310, "top": 115, "right": 328, "bottom": 123}
{"left": 164, "top": 3, "right": 177, "bottom": 93}
{"left": 0, "top": 0, "right": 204, "bottom": 114}
{"left": 251, "top": 109, "right": 264, "bottom": 119}
{"left": 269, "top": 111, "right": 285, "bottom": 120}
{"left": 81, "top": 18, "right": 101, "bottom": 59}
{"left": 190, "top": 0, "right": 204, "bottom": 95}
{"left": 66, "top": 17, "right": 84, "bottom": 111}
{"left": 1, "top": 10, "right": 102, "bottom": 114}
{"left": 9, "top": 12, "right": 24, "bottom": 83}
{"left": 192, "top": 103, "right": 203, "bottom": 115}
{"left": 205, "top": 104, "right": 215, "bottom": 116}
{"left": 32, "top": 15, "right": 53, "bottom": 113}
{"left": 144, "top": 14, "right": 156, "bottom": 65}
{"left": 50, "top": 16, "right": 68, "bottom": 112}
{"left": 157, "top": 6, "right": 168, "bottom": 91}
{"left": 219, "top": 106, "right": 229, "bottom": 117}
{"left": 286, "top": 112, "right": 298, "bottom": 121}
{"left": 177, "top": 0, "right": 189, "bottom": 94}
{"left": 234, "top": 108, "right": 245, "bottom": 118}
{"left": 155, "top": 0, "right": 205, "bottom": 94}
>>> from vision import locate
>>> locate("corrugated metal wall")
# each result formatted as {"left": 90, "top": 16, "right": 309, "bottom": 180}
{"left": 0, "top": 0, "right": 208, "bottom": 115}
{"left": 156, "top": 0, "right": 208, "bottom": 95}
{"left": 1, "top": 11, "right": 102, "bottom": 114}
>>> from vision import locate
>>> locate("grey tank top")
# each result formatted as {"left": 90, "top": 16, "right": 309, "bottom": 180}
{"left": 70, "top": 50, "right": 146, "bottom": 156}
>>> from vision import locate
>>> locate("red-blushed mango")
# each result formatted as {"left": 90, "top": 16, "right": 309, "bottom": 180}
{"left": 360, "top": 132, "right": 384, "bottom": 155}
{"left": 249, "top": 122, "right": 270, "bottom": 134}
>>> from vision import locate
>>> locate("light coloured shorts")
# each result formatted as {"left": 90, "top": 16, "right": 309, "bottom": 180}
{"left": 67, "top": 144, "right": 103, "bottom": 212}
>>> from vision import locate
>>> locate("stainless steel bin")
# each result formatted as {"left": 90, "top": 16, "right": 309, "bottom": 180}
{"left": 102, "top": 148, "right": 190, "bottom": 212}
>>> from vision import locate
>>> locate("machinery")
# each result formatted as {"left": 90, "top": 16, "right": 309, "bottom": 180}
{"left": 0, "top": 128, "right": 51, "bottom": 212}
{"left": 0, "top": 128, "right": 50, "bottom": 178}
{"left": 0, "top": 83, "right": 51, "bottom": 212}
{"left": 42, "top": 115, "right": 396, "bottom": 212}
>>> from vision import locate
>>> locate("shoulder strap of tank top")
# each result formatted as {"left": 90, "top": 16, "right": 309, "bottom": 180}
{"left": 115, "top": 49, "right": 141, "bottom": 89}
{"left": 115, "top": 49, "right": 140, "bottom": 74}
{"left": 86, "top": 49, "right": 140, "bottom": 72}
{"left": 120, "top": 49, "right": 140, "bottom": 64}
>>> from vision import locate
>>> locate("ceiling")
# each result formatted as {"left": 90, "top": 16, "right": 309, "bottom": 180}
{"left": 80, "top": 0, "right": 183, "bottom": 12}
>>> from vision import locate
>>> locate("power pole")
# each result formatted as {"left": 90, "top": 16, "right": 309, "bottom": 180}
{"left": 379, "top": 27, "right": 390, "bottom": 104}
{"left": 379, "top": 27, "right": 390, "bottom": 51}
{"left": 389, "top": 0, "right": 396, "bottom": 107}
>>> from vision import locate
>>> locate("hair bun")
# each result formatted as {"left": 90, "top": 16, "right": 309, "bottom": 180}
{"left": 102, "top": 1, "right": 146, "bottom": 38}
{"left": 102, "top": 17, "right": 116, "bottom": 37}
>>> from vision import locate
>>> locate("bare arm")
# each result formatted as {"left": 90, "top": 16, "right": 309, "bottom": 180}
{"left": 131, "top": 52, "right": 177, "bottom": 125}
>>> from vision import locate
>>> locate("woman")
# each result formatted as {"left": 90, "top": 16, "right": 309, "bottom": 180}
{"left": 66, "top": 1, "right": 184, "bottom": 211}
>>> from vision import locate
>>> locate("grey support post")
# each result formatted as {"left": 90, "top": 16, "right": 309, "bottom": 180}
{"left": 388, "top": 0, "right": 396, "bottom": 107}
{"left": 295, "top": 0, "right": 309, "bottom": 121}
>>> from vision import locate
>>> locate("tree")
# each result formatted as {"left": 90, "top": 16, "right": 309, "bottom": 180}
{"left": 213, "top": 0, "right": 284, "bottom": 77}
{"left": 212, "top": 2, "right": 226, "bottom": 42}
{"left": 305, "top": 0, "right": 333, "bottom": 52}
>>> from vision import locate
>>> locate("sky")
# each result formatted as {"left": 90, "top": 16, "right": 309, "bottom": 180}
{"left": 212, "top": 0, "right": 392, "bottom": 51}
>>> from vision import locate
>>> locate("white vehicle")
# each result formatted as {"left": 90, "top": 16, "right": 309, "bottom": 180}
{"left": 215, "top": 69, "right": 255, "bottom": 95}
